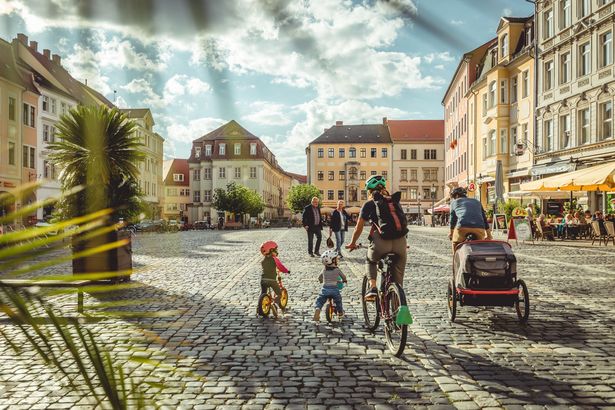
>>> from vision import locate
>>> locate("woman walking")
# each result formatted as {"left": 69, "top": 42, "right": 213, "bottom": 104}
{"left": 330, "top": 200, "right": 349, "bottom": 258}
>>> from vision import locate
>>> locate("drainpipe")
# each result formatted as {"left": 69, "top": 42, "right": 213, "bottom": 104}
{"left": 526, "top": 0, "right": 539, "bottom": 177}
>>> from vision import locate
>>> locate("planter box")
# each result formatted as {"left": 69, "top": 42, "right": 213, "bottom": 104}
{"left": 72, "top": 230, "right": 132, "bottom": 282}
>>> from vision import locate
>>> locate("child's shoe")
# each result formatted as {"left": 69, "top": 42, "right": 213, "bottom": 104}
{"left": 313, "top": 309, "right": 321, "bottom": 322}
{"left": 338, "top": 312, "right": 344, "bottom": 321}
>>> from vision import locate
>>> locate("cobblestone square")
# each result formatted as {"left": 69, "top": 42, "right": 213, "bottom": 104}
{"left": 1, "top": 226, "right": 615, "bottom": 409}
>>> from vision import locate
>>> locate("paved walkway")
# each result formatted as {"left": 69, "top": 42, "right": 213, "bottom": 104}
{"left": 1, "top": 226, "right": 615, "bottom": 409}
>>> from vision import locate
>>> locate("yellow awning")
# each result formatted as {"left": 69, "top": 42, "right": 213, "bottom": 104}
{"left": 520, "top": 162, "right": 615, "bottom": 192}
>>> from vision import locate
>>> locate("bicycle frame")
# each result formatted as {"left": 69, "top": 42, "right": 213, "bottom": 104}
{"left": 377, "top": 255, "right": 395, "bottom": 321}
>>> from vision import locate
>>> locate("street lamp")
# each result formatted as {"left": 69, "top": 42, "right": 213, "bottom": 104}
{"left": 431, "top": 184, "right": 436, "bottom": 227}
{"left": 417, "top": 193, "right": 422, "bottom": 225}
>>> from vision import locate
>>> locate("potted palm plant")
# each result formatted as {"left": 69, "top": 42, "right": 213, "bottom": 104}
{"left": 49, "top": 105, "right": 145, "bottom": 281}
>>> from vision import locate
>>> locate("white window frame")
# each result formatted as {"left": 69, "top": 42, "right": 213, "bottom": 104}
{"left": 511, "top": 76, "right": 518, "bottom": 103}
{"left": 560, "top": 114, "right": 571, "bottom": 149}
{"left": 250, "top": 167, "right": 257, "bottom": 178}
{"left": 579, "top": 42, "right": 591, "bottom": 77}
{"left": 599, "top": 101, "right": 613, "bottom": 141}
{"left": 578, "top": 107, "right": 590, "bottom": 145}
{"left": 560, "top": 52, "right": 571, "bottom": 84}
{"left": 500, "top": 33, "right": 508, "bottom": 58}
{"left": 488, "top": 81, "right": 496, "bottom": 108}
{"left": 219, "top": 143, "right": 226, "bottom": 155}
{"left": 499, "top": 129, "right": 508, "bottom": 154}
{"left": 500, "top": 80, "right": 507, "bottom": 104}
{"left": 510, "top": 126, "right": 518, "bottom": 154}
{"left": 205, "top": 145, "right": 212, "bottom": 156}
{"left": 522, "top": 70, "right": 529, "bottom": 98}
{"left": 195, "top": 146, "right": 201, "bottom": 158}
{"left": 578, "top": 0, "right": 590, "bottom": 18}
{"left": 489, "top": 130, "right": 496, "bottom": 157}
{"left": 173, "top": 173, "right": 184, "bottom": 182}
{"left": 544, "top": 119, "right": 553, "bottom": 151}
{"left": 600, "top": 31, "right": 613, "bottom": 68}
{"left": 234, "top": 167, "right": 241, "bottom": 179}
{"left": 204, "top": 168, "right": 211, "bottom": 180}
{"left": 544, "top": 9, "right": 554, "bottom": 39}
{"left": 234, "top": 143, "right": 241, "bottom": 155}
{"left": 544, "top": 60, "right": 554, "bottom": 90}
{"left": 560, "top": 0, "right": 571, "bottom": 29}
{"left": 250, "top": 143, "right": 257, "bottom": 155}
{"left": 219, "top": 167, "right": 226, "bottom": 178}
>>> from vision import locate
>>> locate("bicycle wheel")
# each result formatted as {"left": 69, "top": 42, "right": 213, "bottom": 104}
{"left": 447, "top": 279, "right": 457, "bottom": 322}
{"left": 279, "top": 288, "right": 288, "bottom": 310}
{"left": 515, "top": 279, "right": 529, "bottom": 323}
{"left": 361, "top": 276, "right": 380, "bottom": 331}
{"left": 384, "top": 283, "right": 408, "bottom": 357}
{"left": 325, "top": 302, "right": 333, "bottom": 323}
{"left": 257, "top": 293, "right": 272, "bottom": 317}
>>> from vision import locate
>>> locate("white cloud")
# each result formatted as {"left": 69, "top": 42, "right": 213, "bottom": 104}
{"left": 503, "top": 8, "right": 513, "bottom": 17}
{"left": 119, "top": 79, "right": 165, "bottom": 109}
{"left": 423, "top": 52, "right": 455, "bottom": 64}
{"left": 165, "top": 117, "right": 227, "bottom": 144}
{"left": 450, "top": 19, "right": 464, "bottom": 25}
{"left": 243, "top": 101, "right": 293, "bottom": 126}
{"left": 62, "top": 43, "right": 112, "bottom": 95}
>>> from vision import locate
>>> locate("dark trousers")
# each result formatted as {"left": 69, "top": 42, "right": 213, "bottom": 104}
{"left": 307, "top": 227, "right": 322, "bottom": 254}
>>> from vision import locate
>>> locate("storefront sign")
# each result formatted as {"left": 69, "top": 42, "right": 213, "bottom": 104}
{"left": 512, "top": 207, "right": 528, "bottom": 217}
{"left": 487, "top": 185, "right": 496, "bottom": 204}
{"left": 530, "top": 163, "right": 576, "bottom": 176}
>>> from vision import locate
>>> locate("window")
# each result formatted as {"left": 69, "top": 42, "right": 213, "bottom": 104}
{"left": 482, "top": 137, "right": 488, "bottom": 160}
{"left": 180, "top": 188, "right": 190, "bottom": 196}
{"left": 50, "top": 98, "right": 56, "bottom": 114}
{"left": 8, "top": 97, "right": 15, "bottom": 121}
{"left": 521, "top": 124, "right": 528, "bottom": 147}
{"left": 579, "top": 0, "right": 590, "bottom": 18}
{"left": 579, "top": 108, "right": 590, "bottom": 145}
{"left": 219, "top": 143, "right": 226, "bottom": 155}
{"left": 204, "top": 168, "right": 211, "bottom": 180}
{"left": 28, "top": 146, "right": 35, "bottom": 168}
{"left": 500, "top": 80, "right": 507, "bottom": 104}
{"left": 500, "top": 33, "right": 508, "bottom": 58}
{"left": 328, "top": 148, "right": 334, "bottom": 158}
{"left": 204, "top": 190, "right": 211, "bottom": 202}
{"left": 499, "top": 129, "right": 508, "bottom": 154}
{"left": 42, "top": 95, "right": 49, "bottom": 112}
{"left": 423, "top": 188, "right": 431, "bottom": 200}
{"left": 401, "top": 169, "right": 408, "bottom": 181}
{"left": 511, "top": 76, "right": 518, "bottom": 103}
{"left": 193, "top": 169, "right": 201, "bottom": 181}
{"left": 250, "top": 143, "right": 257, "bottom": 155}
{"left": 599, "top": 0, "right": 613, "bottom": 5}
{"left": 401, "top": 149, "right": 407, "bottom": 160}
{"left": 317, "top": 171, "right": 324, "bottom": 180}
{"left": 600, "top": 101, "right": 612, "bottom": 140}
{"left": 423, "top": 168, "right": 438, "bottom": 181}
{"left": 234, "top": 167, "right": 241, "bottom": 178}
{"left": 173, "top": 173, "right": 184, "bottom": 182}
{"left": 339, "top": 170, "right": 345, "bottom": 180}
{"left": 338, "top": 190, "right": 344, "bottom": 200}
{"left": 410, "top": 149, "right": 417, "bottom": 160}
{"left": 349, "top": 167, "right": 357, "bottom": 179}
{"left": 360, "top": 170, "right": 366, "bottom": 180}
{"left": 489, "top": 130, "right": 496, "bottom": 156}
{"left": 195, "top": 146, "right": 201, "bottom": 158}
{"left": 22, "top": 145, "right": 28, "bottom": 168}
{"left": 560, "top": 114, "right": 571, "bottom": 149}
{"left": 339, "top": 148, "right": 345, "bottom": 158}
{"left": 579, "top": 42, "right": 591, "bottom": 76}
{"left": 167, "top": 188, "right": 178, "bottom": 196}
{"left": 219, "top": 167, "right": 226, "bottom": 178}
{"left": 318, "top": 148, "right": 324, "bottom": 158}
{"left": 370, "top": 148, "right": 377, "bottom": 158}
{"left": 8, "top": 142, "right": 15, "bottom": 165}
{"left": 601, "top": 31, "right": 612, "bottom": 68}
{"left": 382, "top": 171, "right": 388, "bottom": 180}
{"left": 381, "top": 148, "right": 388, "bottom": 158}
{"left": 361, "top": 191, "right": 368, "bottom": 200}
{"left": 544, "top": 8, "right": 554, "bottom": 39}
{"left": 544, "top": 119, "right": 553, "bottom": 151}
{"left": 328, "top": 171, "right": 334, "bottom": 180}
{"left": 544, "top": 60, "right": 554, "bottom": 90}
{"left": 349, "top": 147, "right": 356, "bottom": 158}
{"left": 234, "top": 143, "right": 241, "bottom": 155}
{"left": 205, "top": 145, "right": 212, "bottom": 156}
{"left": 522, "top": 70, "right": 529, "bottom": 98}
{"left": 410, "top": 169, "right": 418, "bottom": 181}
{"left": 61, "top": 102, "right": 67, "bottom": 115}
{"left": 193, "top": 191, "right": 201, "bottom": 202}
{"left": 424, "top": 149, "right": 437, "bottom": 160}
{"left": 560, "top": 0, "right": 571, "bottom": 29}
{"left": 250, "top": 167, "right": 257, "bottom": 178}
{"left": 371, "top": 170, "right": 377, "bottom": 176}
{"left": 360, "top": 148, "right": 366, "bottom": 158}
{"left": 410, "top": 188, "right": 418, "bottom": 200}
{"left": 560, "top": 52, "right": 571, "bottom": 84}
{"left": 510, "top": 127, "right": 518, "bottom": 153}
{"left": 482, "top": 93, "right": 488, "bottom": 115}
{"left": 488, "top": 81, "right": 496, "bottom": 107}
{"left": 328, "top": 190, "right": 334, "bottom": 200}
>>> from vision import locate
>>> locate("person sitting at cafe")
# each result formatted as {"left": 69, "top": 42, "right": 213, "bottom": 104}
{"left": 592, "top": 211, "right": 608, "bottom": 235}
{"left": 537, "top": 213, "right": 555, "bottom": 240}
{"left": 575, "top": 211, "right": 585, "bottom": 224}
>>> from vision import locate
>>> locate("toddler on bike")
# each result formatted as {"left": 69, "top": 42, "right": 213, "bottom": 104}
{"left": 260, "top": 241, "right": 290, "bottom": 304}
{"left": 313, "top": 250, "right": 347, "bottom": 322}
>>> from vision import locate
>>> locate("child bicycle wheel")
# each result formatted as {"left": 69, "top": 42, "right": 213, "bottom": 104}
{"left": 257, "top": 293, "right": 272, "bottom": 317}
{"left": 279, "top": 288, "right": 288, "bottom": 310}
{"left": 325, "top": 301, "right": 334, "bottom": 323}
{"left": 384, "top": 283, "right": 408, "bottom": 357}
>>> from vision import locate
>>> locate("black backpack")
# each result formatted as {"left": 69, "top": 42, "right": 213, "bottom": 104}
{"left": 372, "top": 191, "right": 408, "bottom": 239}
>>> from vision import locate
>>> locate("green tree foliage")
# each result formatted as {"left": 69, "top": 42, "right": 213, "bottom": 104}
{"left": 213, "top": 182, "right": 265, "bottom": 217}
{"left": 497, "top": 199, "right": 521, "bottom": 220}
{"left": 48, "top": 105, "right": 145, "bottom": 222}
{"left": 286, "top": 184, "right": 321, "bottom": 213}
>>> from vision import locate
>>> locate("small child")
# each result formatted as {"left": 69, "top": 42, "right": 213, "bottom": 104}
{"left": 260, "top": 241, "right": 289, "bottom": 303}
{"left": 314, "top": 249, "right": 347, "bottom": 322}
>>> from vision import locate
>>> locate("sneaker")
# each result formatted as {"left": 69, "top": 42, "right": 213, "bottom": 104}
{"left": 309, "top": 253, "right": 314, "bottom": 257}
{"left": 314, "top": 252, "right": 321, "bottom": 256}
{"left": 364, "top": 287, "right": 378, "bottom": 301}
{"left": 313, "top": 309, "right": 321, "bottom": 322}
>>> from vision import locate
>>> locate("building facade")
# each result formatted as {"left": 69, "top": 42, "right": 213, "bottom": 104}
{"left": 162, "top": 159, "right": 190, "bottom": 222}
{"left": 119, "top": 109, "right": 164, "bottom": 219}
{"left": 187, "top": 120, "right": 300, "bottom": 223}
{"left": 306, "top": 119, "right": 393, "bottom": 209}
{"left": 468, "top": 16, "right": 535, "bottom": 207}
{"left": 388, "top": 120, "right": 445, "bottom": 216}
{"left": 535, "top": 0, "right": 615, "bottom": 211}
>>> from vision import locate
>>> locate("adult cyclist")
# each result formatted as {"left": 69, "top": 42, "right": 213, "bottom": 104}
{"left": 448, "top": 187, "right": 492, "bottom": 253}
{"left": 346, "top": 175, "right": 408, "bottom": 301}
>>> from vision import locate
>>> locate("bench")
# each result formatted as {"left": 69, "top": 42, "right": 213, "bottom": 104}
{"left": 0, "top": 279, "right": 99, "bottom": 313}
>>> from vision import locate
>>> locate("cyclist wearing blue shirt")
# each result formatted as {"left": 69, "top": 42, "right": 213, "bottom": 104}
{"left": 448, "top": 187, "right": 492, "bottom": 253}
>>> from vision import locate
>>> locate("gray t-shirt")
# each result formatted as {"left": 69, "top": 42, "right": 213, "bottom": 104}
{"left": 318, "top": 267, "right": 347, "bottom": 287}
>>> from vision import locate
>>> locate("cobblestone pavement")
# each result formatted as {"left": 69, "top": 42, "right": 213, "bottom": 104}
{"left": 1, "top": 226, "right": 615, "bottom": 409}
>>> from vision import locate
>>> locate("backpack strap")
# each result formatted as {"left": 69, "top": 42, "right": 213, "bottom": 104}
{"left": 372, "top": 199, "right": 382, "bottom": 234}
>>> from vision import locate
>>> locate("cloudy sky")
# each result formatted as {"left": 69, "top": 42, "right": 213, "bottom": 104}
{"left": 0, "top": 0, "right": 533, "bottom": 174}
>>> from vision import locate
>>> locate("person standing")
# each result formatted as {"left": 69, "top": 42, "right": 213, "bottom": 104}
{"left": 302, "top": 197, "right": 323, "bottom": 257}
{"left": 330, "top": 200, "right": 349, "bottom": 258}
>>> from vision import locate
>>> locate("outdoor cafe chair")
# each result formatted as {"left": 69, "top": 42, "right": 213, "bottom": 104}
{"left": 591, "top": 221, "right": 609, "bottom": 246}
{"left": 605, "top": 221, "right": 615, "bottom": 246}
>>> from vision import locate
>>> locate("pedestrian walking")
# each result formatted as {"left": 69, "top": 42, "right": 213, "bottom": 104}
{"left": 302, "top": 197, "right": 323, "bottom": 257}
{"left": 329, "top": 200, "right": 349, "bottom": 258}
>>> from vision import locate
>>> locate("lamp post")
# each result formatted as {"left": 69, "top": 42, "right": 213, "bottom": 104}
{"left": 417, "top": 193, "right": 422, "bottom": 225}
{"left": 431, "top": 184, "right": 436, "bottom": 227}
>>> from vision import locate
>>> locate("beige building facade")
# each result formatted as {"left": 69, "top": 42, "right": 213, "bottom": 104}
{"left": 162, "top": 159, "right": 190, "bottom": 222}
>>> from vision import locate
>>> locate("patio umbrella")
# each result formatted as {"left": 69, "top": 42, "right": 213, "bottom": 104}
{"left": 345, "top": 206, "right": 361, "bottom": 214}
{"left": 495, "top": 160, "right": 505, "bottom": 201}
{"left": 520, "top": 161, "right": 615, "bottom": 192}
{"left": 320, "top": 207, "right": 334, "bottom": 214}
{"left": 505, "top": 190, "right": 585, "bottom": 200}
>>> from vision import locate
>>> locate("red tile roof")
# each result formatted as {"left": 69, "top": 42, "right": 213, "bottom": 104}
{"left": 387, "top": 120, "right": 444, "bottom": 143}
{"left": 286, "top": 172, "right": 307, "bottom": 183}
{"left": 163, "top": 159, "right": 189, "bottom": 186}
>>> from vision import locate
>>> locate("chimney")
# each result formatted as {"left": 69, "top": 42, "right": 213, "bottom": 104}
{"left": 52, "top": 54, "right": 61, "bottom": 65}
{"left": 335, "top": 120, "right": 343, "bottom": 126}
{"left": 382, "top": 117, "right": 388, "bottom": 125}
{"left": 16, "top": 33, "right": 28, "bottom": 45}
{"left": 43, "top": 49, "right": 51, "bottom": 59}
{"left": 29, "top": 41, "right": 38, "bottom": 52}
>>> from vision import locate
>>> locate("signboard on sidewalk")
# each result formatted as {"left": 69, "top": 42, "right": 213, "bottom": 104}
{"left": 511, "top": 218, "right": 532, "bottom": 242}
{"left": 492, "top": 214, "right": 508, "bottom": 230}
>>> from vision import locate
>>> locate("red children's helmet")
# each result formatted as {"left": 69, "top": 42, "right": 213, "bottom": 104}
{"left": 260, "top": 240, "right": 278, "bottom": 255}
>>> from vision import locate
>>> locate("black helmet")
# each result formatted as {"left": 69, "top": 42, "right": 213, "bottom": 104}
{"left": 450, "top": 187, "right": 467, "bottom": 198}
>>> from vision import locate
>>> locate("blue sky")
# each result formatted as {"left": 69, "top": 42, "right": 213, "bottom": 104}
{"left": 0, "top": 0, "right": 534, "bottom": 174}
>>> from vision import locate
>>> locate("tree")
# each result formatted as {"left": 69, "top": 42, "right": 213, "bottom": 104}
{"left": 213, "top": 182, "right": 265, "bottom": 218}
{"left": 497, "top": 199, "right": 521, "bottom": 221}
{"left": 286, "top": 184, "right": 321, "bottom": 213}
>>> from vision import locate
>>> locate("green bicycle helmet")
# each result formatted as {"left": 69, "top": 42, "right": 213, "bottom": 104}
{"left": 365, "top": 175, "right": 386, "bottom": 191}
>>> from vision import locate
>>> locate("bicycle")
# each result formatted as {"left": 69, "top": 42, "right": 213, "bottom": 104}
{"left": 324, "top": 278, "right": 347, "bottom": 323}
{"left": 352, "top": 244, "right": 412, "bottom": 357}
{"left": 257, "top": 271, "right": 289, "bottom": 319}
